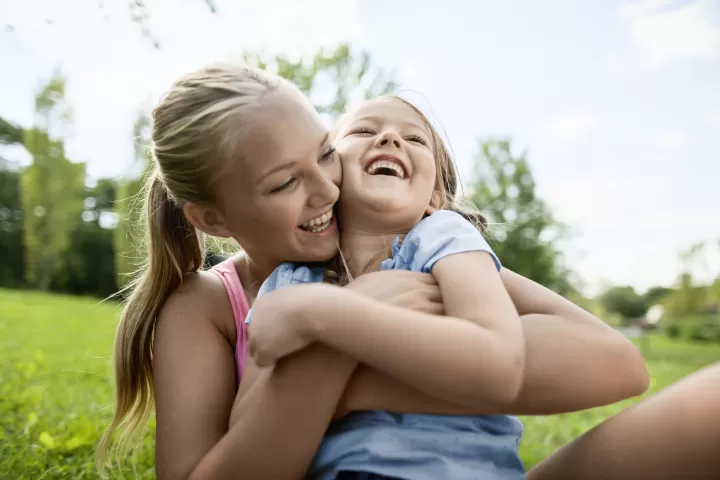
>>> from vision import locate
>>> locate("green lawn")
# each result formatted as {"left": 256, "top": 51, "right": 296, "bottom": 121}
{"left": 2, "top": 289, "right": 719, "bottom": 479}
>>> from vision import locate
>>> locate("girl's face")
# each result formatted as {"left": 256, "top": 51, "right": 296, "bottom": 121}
{"left": 214, "top": 87, "right": 342, "bottom": 270}
{"left": 334, "top": 97, "right": 441, "bottom": 233}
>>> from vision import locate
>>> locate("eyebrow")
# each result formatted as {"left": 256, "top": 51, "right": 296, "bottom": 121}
{"left": 260, "top": 132, "right": 330, "bottom": 179}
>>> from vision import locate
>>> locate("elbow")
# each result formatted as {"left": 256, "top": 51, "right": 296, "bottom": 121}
{"left": 477, "top": 344, "right": 526, "bottom": 407}
{"left": 500, "top": 346, "right": 526, "bottom": 404}
{"left": 617, "top": 337, "right": 650, "bottom": 398}
{"left": 597, "top": 332, "right": 649, "bottom": 401}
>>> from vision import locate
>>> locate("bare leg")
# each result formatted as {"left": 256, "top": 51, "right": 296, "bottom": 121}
{"left": 528, "top": 362, "right": 720, "bottom": 480}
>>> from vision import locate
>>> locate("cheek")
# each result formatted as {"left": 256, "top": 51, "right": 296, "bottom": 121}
{"left": 225, "top": 194, "right": 299, "bottom": 245}
{"left": 329, "top": 159, "right": 342, "bottom": 187}
{"left": 418, "top": 152, "right": 438, "bottom": 185}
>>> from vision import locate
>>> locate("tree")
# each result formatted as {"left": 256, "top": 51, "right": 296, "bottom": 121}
{"left": 644, "top": 286, "right": 672, "bottom": 306}
{"left": 20, "top": 74, "right": 86, "bottom": 290}
{"left": 663, "top": 272, "right": 708, "bottom": 316}
{"left": 52, "top": 179, "right": 119, "bottom": 297}
{"left": 0, "top": 167, "right": 25, "bottom": 287}
{"left": 242, "top": 43, "right": 398, "bottom": 121}
{"left": 600, "top": 285, "right": 649, "bottom": 321}
{"left": 0, "top": 117, "right": 24, "bottom": 145}
{"left": 469, "top": 138, "right": 569, "bottom": 294}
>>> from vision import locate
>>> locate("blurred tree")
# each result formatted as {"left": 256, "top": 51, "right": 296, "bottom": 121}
{"left": 0, "top": 168, "right": 25, "bottom": 287}
{"left": 20, "top": 74, "right": 86, "bottom": 291}
{"left": 644, "top": 286, "right": 672, "bottom": 306}
{"left": 242, "top": 43, "right": 398, "bottom": 121}
{"left": 663, "top": 272, "right": 708, "bottom": 315}
{"left": 599, "top": 285, "right": 649, "bottom": 321}
{"left": 0, "top": 116, "right": 25, "bottom": 287}
{"left": 469, "top": 138, "right": 570, "bottom": 294}
{"left": 52, "top": 179, "right": 118, "bottom": 297}
{"left": 0, "top": 117, "right": 24, "bottom": 145}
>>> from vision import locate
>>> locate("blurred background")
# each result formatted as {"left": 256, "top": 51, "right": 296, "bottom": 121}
{"left": 1, "top": 0, "right": 719, "bottom": 478}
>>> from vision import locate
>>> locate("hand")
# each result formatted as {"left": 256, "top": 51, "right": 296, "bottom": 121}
{"left": 247, "top": 285, "right": 318, "bottom": 367}
{"left": 346, "top": 270, "right": 444, "bottom": 315}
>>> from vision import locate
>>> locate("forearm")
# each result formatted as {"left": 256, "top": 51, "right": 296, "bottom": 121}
{"left": 190, "top": 345, "right": 356, "bottom": 480}
{"left": 307, "top": 287, "right": 524, "bottom": 408}
{"left": 340, "top": 313, "right": 648, "bottom": 416}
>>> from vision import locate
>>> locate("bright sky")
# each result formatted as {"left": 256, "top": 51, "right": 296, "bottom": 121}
{"left": 1, "top": 0, "right": 719, "bottom": 294}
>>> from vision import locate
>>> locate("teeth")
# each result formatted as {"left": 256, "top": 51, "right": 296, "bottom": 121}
{"left": 300, "top": 209, "right": 333, "bottom": 232}
{"left": 366, "top": 160, "right": 406, "bottom": 179}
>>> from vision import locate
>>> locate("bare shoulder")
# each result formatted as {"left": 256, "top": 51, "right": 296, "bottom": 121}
{"left": 156, "top": 269, "right": 237, "bottom": 347}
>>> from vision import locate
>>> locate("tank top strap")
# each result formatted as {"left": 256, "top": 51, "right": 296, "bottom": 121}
{"left": 209, "top": 257, "right": 250, "bottom": 384}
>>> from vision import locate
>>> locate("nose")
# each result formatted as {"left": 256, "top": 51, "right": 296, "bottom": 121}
{"left": 375, "top": 130, "right": 402, "bottom": 149}
{"left": 307, "top": 167, "right": 339, "bottom": 209}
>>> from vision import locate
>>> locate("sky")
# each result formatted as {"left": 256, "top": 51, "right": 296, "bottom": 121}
{"left": 1, "top": 0, "right": 719, "bottom": 295}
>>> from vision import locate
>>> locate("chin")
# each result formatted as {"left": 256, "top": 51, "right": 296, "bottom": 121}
{"left": 296, "top": 239, "right": 339, "bottom": 263}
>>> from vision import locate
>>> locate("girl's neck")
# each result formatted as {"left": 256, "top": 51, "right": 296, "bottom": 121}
{"left": 339, "top": 228, "right": 410, "bottom": 278}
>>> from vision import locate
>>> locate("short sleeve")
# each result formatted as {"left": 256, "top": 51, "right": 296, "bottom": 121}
{"left": 244, "top": 262, "right": 324, "bottom": 325}
{"left": 396, "top": 210, "right": 501, "bottom": 273}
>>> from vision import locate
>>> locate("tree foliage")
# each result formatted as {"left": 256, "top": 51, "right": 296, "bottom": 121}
{"left": 0, "top": 117, "right": 24, "bottom": 145}
{"left": 600, "top": 285, "right": 649, "bottom": 321}
{"left": 469, "top": 138, "right": 569, "bottom": 294}
{"left": 20, "top": 75, "right": 86, "bottom": 290}
{"left": 242, "top": 43, "right": 398, "bottom": 121}
{"left": 0, "top": 168, "right": 25, "bottom": 287}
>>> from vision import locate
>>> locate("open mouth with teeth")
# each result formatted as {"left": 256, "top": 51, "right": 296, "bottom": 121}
{"left": 299, "top": 209, "right": 334, "bottom": 233}
{"left": 365, "top": 157, "right": 407, "bottom": 179}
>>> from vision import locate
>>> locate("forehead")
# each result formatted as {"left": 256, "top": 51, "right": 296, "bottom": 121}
{"left": 242, "top": 88, "right": 327, "bottom": 172}
{"left": 340, "top": 98, "right": 430, "bottom": 134}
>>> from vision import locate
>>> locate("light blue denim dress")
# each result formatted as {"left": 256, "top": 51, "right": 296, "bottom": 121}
{"left": 246, "top": 210, "right": 525, "bottom": 480}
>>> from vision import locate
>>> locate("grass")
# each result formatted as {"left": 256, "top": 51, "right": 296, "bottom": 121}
{"left": 2, "top": 288, "right": 720, "bottom": 479}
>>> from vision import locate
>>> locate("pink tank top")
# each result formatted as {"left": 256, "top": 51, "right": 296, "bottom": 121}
{"left": 210, "top": 258, "right": 250, "bottom": 384}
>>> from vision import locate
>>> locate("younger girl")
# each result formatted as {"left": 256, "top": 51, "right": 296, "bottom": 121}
{"left": 246, "top": 95, "right": 530, "bottom": 480}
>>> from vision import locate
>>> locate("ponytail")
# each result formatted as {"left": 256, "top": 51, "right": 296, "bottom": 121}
{"left": 97, "top": 170, "right": 205, "bottom": 467}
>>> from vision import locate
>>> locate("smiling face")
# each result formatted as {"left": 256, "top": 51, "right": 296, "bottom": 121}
{"left": 209, "top": 86, "right": 342, "bottom": 269}
{"left": 334, "top": 97, "right": 443, "bottom": 233}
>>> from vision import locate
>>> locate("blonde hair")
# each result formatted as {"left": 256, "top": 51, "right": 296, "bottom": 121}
{"left": 387, "top": 95, "right": 487, "bottom": 230}
{"left": 325, "top": 94, "right": 487, "bottom": 285}
{"left": 97, "top": 65, "right": 286, "bottom": 467}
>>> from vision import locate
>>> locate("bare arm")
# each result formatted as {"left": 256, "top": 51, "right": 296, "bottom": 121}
{"left": 338, "top": 268, "right": 648, "bottom": 416}
{"left": 255, "top": 252, "right": 525, "bottom": 407}
{"left": 528, "top": 362, "right": 720, "bottom": 480}
{"left": 155, "top": 270, "right": 444, "bottom": 480}
{"left": 153, "top": 274, "right": 356, "bottom": 480}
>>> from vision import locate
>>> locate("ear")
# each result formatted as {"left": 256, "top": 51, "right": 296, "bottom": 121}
{"left": 425, "top": 189, "right": 446, "bottom": 215}
{"left": 183, "top": 202, "right": 232, "bottom": 238}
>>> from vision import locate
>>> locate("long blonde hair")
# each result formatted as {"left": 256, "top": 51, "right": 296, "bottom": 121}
{"left": 325, "top": 94, "right": 487, "bottom": 285}
{"left": 97, "top": 65, "right": 286, "bottom": 466}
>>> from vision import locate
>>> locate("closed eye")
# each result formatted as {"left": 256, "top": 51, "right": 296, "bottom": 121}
{"left": 319, "top": 146, "right": 336, "bottom": 163}
{"left": 270, "top": 177, "right": 296, "bottom": 193}
{"left": 406, "top": 134, "right": 428, "bottom": 146}
{"left": 348, "top": 127, "right": 375, "bottom": 136}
